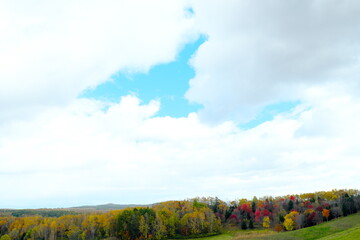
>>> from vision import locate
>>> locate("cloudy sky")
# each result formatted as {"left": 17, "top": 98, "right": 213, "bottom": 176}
{"left": 1, "top": 0, "right": 360, "bottom": 208}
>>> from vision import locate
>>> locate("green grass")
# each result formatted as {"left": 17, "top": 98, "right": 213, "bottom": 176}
{"left": 183, "top": 230, "right": 239, "bottom": 240}
{"left": 184, "top": 229, "right": 275, "bottom": 240}
{"left": 186, "top": 233, "right": 233, "bottom": 240}
{"left": 180, "top": 213, "right": 360, "bottom": 240}
{"left": 231, "top": 230, "right": 276, "bottom": 239}
{"left": 318, "top": 226, "right": 360, "bottom": 240}
{"left": 255, "top": 213, "right": 360, "bottom": 240}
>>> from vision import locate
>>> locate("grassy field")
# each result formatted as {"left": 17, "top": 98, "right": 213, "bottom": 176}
{"left": 185, "top": 230, "right": 276, "bottom": 240}
{"left": 185, "top": 212, "right": 360, "bottom": 240}
{"left": 255, "top": 212, "right": 360, "bottom": 240}
{"left": 318, "top": 226, "right": 360, "bottom": 240}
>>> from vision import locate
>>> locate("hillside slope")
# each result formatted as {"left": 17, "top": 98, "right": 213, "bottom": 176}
{"left": 248, "top": 212, "right": 360, "bottom": 240}
{"left": 318, "top": 225, "right": 360, "bottom": 240}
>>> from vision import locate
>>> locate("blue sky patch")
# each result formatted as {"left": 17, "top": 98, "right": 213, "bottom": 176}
{"left": 240, "top": 101, "right": 301, "bottom": 130}
{"left": 185, "top": 7, "right": 195, "bottom": 17}
{"left": 81, "top": 36, "right": 207, "bottom": 118}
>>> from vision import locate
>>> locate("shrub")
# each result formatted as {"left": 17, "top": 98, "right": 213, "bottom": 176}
{"left": 274, "top": 224, "right": 283, "bottom": 232}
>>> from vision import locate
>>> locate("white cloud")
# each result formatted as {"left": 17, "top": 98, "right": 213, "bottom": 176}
{"left": 186, "top": 0, "right": 360, "bottom": 123}
{"left": 1, "top": 93, "right": 359, "bottom": 208}
{"left": 0, "top": 0, "right": 359, "bottom": 208}
{"left": 0, "top": 0, "right": 197, "bottom": 122}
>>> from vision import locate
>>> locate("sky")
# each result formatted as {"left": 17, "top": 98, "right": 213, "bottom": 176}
{"left": 0, "top": 0, "right": 360, "bottom": 209}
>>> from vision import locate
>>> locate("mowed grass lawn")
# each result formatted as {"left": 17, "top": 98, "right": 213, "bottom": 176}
{"left": 185, "top": 230, "right": 276, "bottom": 240}
{"left": 318, "top": 225, "right": 360, "bottom": 240}
{"left": 184, "top": 212, "right": 360, "bottom": 240}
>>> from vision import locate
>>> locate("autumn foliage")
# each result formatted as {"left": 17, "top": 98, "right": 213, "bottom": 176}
{"left": 0, "top": 189, "right": 359, "bottom": 239}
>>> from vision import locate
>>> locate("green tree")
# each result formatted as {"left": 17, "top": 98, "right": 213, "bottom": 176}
{"left": 153, "top": 215, "right": 166, "bottom": 240}
{"left": 139, "top": 215, "right": 149, "bottom": 239}
{"left": 287, "top": 200, "right": 294, "bottom": 212}
{"left": 0, "top": 234, "right": 11, "bottom": 240}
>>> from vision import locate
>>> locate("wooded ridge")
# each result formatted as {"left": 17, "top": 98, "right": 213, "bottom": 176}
{"left": 0, "top": 189, "right": 359, "bottom": 240}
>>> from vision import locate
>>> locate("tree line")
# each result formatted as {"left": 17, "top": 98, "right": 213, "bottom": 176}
{"left": 0, "top": 189, "right": 359, "bottom": 240}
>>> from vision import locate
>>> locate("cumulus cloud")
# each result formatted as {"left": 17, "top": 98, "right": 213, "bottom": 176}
{"left": 0, "top": 0, "right": 359, "bottom": 208}
{"left": 0, "top": 0, "right": 197, "bottom": 122}
{"left": 186, "top": 0, "right": 360, "bottom": 123}
{"left": 1, "top": 93, "right": 359, "bottom": 208}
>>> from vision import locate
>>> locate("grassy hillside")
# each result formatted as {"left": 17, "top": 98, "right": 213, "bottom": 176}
{"left": 185, "top": 230, "right": 276, "bottom": 240}
{"left": 192, "top": 212, "right": 360, "bottom": 240}
{"left": 255, "top": 212, "right": 360, "bottom": 240}
{"left": 318, "top": 225, "right": 360, "bottom": 240}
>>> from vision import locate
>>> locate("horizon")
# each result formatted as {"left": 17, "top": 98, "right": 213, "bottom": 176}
{"left": 2, "top": 188, "right": 359, "bottom": 210}
{"left": 1, "top": 0, "right": 360, "bottom": 209}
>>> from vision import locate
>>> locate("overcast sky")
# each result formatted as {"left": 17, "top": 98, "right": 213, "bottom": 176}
{"left": 1, "top": 0, "right": 360, "bottom": 208}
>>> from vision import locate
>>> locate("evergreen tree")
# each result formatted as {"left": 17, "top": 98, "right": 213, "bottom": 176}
{"left": 287, "top": 200, "right": 294, "bottom": 212}
{"left": 248, "top": 219, "right": 254, "bottom": 229}
{"left": 240, "top": 220, "right": 247, "bottom": 230}
{"left": 251, "top": 201, "right": 256, "bottom": 213}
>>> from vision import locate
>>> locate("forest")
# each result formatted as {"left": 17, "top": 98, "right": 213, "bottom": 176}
{"left": 0, "top": 189, "right": 359, "bottom": 240}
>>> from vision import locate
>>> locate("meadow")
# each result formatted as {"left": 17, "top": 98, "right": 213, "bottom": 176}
{"left": 186, "top": 212, "right": 360, "bottom": 240}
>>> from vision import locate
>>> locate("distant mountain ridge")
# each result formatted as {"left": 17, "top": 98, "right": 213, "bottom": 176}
{"left": 70, "top": 203, "right": 152, "bottom": 210}
{"left": 0, "top": 203, "right": 154, "bottom": 217}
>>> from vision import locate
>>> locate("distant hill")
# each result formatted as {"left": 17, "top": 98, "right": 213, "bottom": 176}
{"left": 70, "top": 203, "right": 152, "bottom": 210}
{"left": 0, "top": 203, "right": 153, "bottom": 217}
{"left": 0, "top": 208, "right": 80, "bottom": 217}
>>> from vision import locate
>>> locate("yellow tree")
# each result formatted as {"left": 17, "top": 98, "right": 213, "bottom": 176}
{"left": 82, "top": 214, "right": 99, "bottom": 240}
{"left": 262, "top": 216, "right": 270, "bottom": 228}
{"left": 283, "top": 211, "right": 299, "bottom": 231}
{"left": 9, "top": 218, "right": 23, "bottom": 239}
{"left": 49, "top": 220, "right": 57, "bottom": 240}
{"left": 38, "top": 219, "right": 51, "bottom": 240}
{"left": 283, "top": 218, "right": 294, "bottom": 231}
{"left": 66, "top": 224, "right": 81, "bottom": 240}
